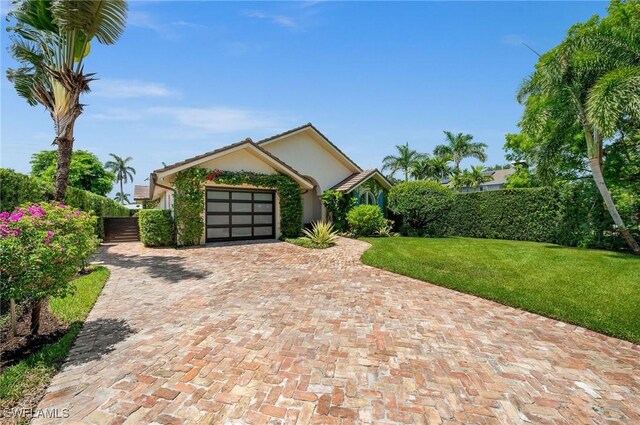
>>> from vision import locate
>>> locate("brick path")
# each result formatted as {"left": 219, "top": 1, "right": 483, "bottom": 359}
{"left": 35, "top": 238, "right": 640, "bottom": 424}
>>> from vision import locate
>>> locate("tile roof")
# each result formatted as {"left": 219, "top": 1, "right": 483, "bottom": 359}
{"left": 330, "top": 169, "right": 392, "bottom": 192}
{"left": 133, "top": 185, "right": 150, "bottom": 200}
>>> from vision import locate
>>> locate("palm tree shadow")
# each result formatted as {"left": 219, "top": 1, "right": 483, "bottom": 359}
{"left": 96, "top": 246, "right": 209, "bottom": 283}
{"left": 64, "top": 318, "right": 135, "bottom": 367}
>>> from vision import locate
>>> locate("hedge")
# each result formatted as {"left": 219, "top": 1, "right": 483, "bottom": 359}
{"left": 390, "top": 181, "right": 638, "bottom": 252}
{"left": 139, "top": 209, "right": 173, "bottom": 247}
{"left": 1, "top": 168, "right": 129, "bottom": 238}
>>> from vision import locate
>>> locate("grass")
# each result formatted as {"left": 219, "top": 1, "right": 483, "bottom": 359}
{"left": 361, "top": 237, "right": 640, "bottom": 344}
{"left": 284, "top": 237, "right": 333, "bottom": 249}
{"left": 0, "top": 266, "right": 110, "bottom": 408}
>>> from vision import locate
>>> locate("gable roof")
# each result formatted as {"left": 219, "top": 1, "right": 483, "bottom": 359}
{"left": 152, "top": 138, "right": 314, "bottom": 190}
{"left": 257, "top": 123, "right": 362, "bottom": 173}
{"left": 331, "top": 169, "right": 393, "bottom": 193}
{"left": 481, "top": 168, "right": 515, "bottom": 186}
{"left": 133, "top": 185, "right": 150, "bottom": 200}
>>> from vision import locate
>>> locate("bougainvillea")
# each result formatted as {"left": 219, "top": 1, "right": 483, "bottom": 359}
{"left": 173, "top": 168, "right": 303, "bottom": 245}
{"left": 0, "top": 202, "right": 99, "bottom": 302}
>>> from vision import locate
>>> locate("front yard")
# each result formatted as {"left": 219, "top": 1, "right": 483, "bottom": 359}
{"left": 361, "top": 236, "right": 640, "bottom": 343}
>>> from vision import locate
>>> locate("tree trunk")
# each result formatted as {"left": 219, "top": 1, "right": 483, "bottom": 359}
{"left": 30, "top": 298, "right": 43, "bottom": 335}
{"left": 54, "top": 137, "right": 74, "bottom": 201}
{"left": 589, "top": 158, "right": 640, "bottom": 254}
{"left": 120, "top": 178, "right": 124, "bottom": 204}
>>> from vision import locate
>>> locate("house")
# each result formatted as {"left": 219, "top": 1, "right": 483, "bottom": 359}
{"left": 135, "top": 123, "right": 392, "bottom": 243}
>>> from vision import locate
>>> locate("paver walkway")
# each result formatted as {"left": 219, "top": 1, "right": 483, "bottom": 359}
{"left": 35, "top": 238, "right": 639, "bottom": 424}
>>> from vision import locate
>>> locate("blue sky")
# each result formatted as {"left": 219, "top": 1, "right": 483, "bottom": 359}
{"left": 1, "top": 1, "right": 607, "bottom": 198}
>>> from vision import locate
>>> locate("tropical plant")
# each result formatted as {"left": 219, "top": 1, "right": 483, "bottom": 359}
{"left": 0, "top": 202, "right": 99, "bottom": 335}
{"left": 430, "top": 154, "right": 453, "bottom": 181}
{"left": 382, "top": 143, "right": 426, "bottom": 181}
{"left": 410, "top": 156, "right": 436, "bottom": 181}
{"left": 346, "top": 205, "right": 387, "bottom": 237}
{"left": 105, "top": 154, "right": 136, "bottom": 205}
{"left": 302, "top": 221, "right": 339, "bottom": 247}
{"left": 434, "top": 131, "right": 487, "bottom": 172}
{"left": 30, "top": 150, "right": 115, "bottom": 196}
{"left": 517, "top": 0, "right": 640, "bottom": 254}
{"left": 321, "top": 190, "right": 356, "bottom": 232}
{"left": 139, "top": 209, "right": 173, "bottom": 247}
{"left": 6, "top": 0, "right": 128, "bottom": 201}
{"left": 465, "top": 166, "right": 494, "bottom": 189}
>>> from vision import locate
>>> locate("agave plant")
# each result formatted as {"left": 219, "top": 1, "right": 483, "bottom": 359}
{"left": 302, "top": 221, "right": 339, "bottom": 247}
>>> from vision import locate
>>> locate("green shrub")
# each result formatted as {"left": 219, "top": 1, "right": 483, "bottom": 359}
{"left": 0, "top": 168, "right": 51, "bottom": 212}
{"left": 302, "top": 221, "right": 338, "bottom": 247}
{"left": 347, "top": 204, "right": 387, "bottom": 237}
{"left": 321, "top": 190, "right": 356, "bottom": 232}
{"left": 139, "top": 210, "right": 173, "bottom": 247}
{"left": 0, "top": 169, "right": 128, "bottom": 239}
{"left": 0, "top": 202, "right": 99, "bottom": 302}
{"left": 387, "top": 181, "right": 453, "bottom": 236}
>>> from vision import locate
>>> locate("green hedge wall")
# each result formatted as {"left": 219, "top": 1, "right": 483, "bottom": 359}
{"left": 1, "top": 168, "right": 129, "bottom": 238}
{"left": 444, "top": 187, "right": 559, "bottom": 243}
{"left": 139, "top": 209, "right": 173, "bottom": 247}
{"left": 393, "top": 181, "right": 638, "bottom": 252}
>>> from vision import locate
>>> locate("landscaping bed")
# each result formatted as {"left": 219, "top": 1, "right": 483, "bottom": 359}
{"left": 0, "top": 266, "right": 110, "bottom": 422}
{"left": 362, "top": 236, "right": 640, "bottom": 343}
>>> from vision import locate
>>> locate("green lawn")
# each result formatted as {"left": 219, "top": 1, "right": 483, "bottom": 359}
{"left": 0, "top": 266, "right": 110, "bottom": 409}
{"left": 361, "top": 237, "right": 640, "bottom": 343}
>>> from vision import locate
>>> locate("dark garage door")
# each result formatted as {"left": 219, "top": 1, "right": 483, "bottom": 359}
{"left": 206, "top": 188, "right": 275, "bottom": 242}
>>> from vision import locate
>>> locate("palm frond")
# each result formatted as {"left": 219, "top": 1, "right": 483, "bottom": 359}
{"left": 587, "top": 66, "right": 640, "bottom": 137}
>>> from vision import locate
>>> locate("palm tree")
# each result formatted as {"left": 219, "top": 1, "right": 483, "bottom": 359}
{"left": 382, "top": 143, "right": 425, "bottom": 181}
{"left": 6, "top": 0, "right": 128, "bottom": 202}
{"left": 465, "top": 166, "right": 494, "bottom": 189}
{"left": 430, "top": 154, "right": 453, "bottom": 181}
{"left": 105, "top": 154, "right": 136, "bottom": 205}
{"left": 434, "top": 131, "right": 487, "bottom": 172}
{"left": 410, "top": 156, "right": 435, "bottom": 181}
{"left": 517, "top": 1, "right": 640, "bottom": 254}
{"left": 114, "top": 192, "right": 131, "bottom": 205}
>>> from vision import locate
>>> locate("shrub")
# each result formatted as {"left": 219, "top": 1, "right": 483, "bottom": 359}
{"left": 139, "top": 210, "right": 173, "bottom": 247}
{"left": 0, "top": 202, "right": 99, "bottom": 304}
{"left": 387, "top": 181, "right": 453, "bottom": 236}
{"left": 347, "top": 204, "right": 387, "bottom": 237}
{"left": 0, "top": 168, "right": 50, "bottom": 212}
{"left": 302, "top": 221, "right": 339, "bottom": 247}
{"left": 321, "top": 190, "right": 356, "bottom": 232}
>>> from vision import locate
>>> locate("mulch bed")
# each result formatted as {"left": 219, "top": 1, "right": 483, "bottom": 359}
{"left": 0, "top": 303, "right": 68, "bottom": 371}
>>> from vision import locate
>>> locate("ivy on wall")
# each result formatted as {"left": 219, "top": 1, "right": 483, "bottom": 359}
{"left": 173, "top": 168, "right": 303, "bottom": 246}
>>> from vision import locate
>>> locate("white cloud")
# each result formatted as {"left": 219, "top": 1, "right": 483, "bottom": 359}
{"left": 148, "top": 107, "right": 283, "bottom": 134}
{"left": 89, "top": 107, "right": 145, "bottom": 122}
{"left": 91, "top": 79, "right": 178, "bottom": 99}
{"left": 128, "top": 10, "right": 204, "bottom": 39}
{"left": 243, "top": 10, "right": 298, "bottom": 29}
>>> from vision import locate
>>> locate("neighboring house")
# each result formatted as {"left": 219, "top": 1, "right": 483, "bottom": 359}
{"left": 442, "top": 167, "right": 518, "bottom": 192}
{"left": 135, "top": 123, "right": 392, "bottom": 243}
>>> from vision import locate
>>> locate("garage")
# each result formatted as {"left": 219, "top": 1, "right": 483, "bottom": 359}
{"left": 205, "top": 188, "right": 275, "bottom": 242}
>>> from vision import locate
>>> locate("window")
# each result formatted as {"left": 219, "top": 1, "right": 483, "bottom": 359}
{"left": 361, "top": 192, "right": 377, "bottom": 205}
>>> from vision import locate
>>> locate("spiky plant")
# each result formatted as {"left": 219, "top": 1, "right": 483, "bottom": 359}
{"left": 302, "top": 221, "right": 339, "bottom": 247}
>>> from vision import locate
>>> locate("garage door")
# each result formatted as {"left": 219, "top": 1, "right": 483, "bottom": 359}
{"left": 206, "top": 189, "right": 275, "bottom": 242}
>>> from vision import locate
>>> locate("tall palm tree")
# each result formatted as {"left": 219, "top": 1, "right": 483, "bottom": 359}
{"left": 517, "top": 0, "right": 640, "bottom": 254}
{"left": 410, "top": 156, "right": 435, "bottom": 181}
{"left": 382, "top": 143, "right": 425, "bottom": 181}
{"left": 105, "top": 154, "right": 136, "bottom": 205}
{"left": 6, "top": 0, "right": 128, "bottom": 201}
{"left": 434, "top": 131, "right": 487, "bottom": 172}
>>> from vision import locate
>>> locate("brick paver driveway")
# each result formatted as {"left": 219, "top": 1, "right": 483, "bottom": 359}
{"left": 36, "top": 238, "right": 639, "bottom": 424}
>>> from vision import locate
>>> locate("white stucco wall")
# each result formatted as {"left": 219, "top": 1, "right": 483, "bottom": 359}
{"left": 198, "top": 149, "right": 277, "bottom": 174}
{"left": 261, "top": 133, "right": 355, "bottom": 192}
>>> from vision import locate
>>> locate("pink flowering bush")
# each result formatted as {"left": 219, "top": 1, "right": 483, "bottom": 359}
{"left": 0, "top": 202, "right": 99, "bottom": 302}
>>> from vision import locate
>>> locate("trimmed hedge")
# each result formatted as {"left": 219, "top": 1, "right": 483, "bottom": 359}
{"left": 1, "top": 168, "right": 128, "bottom": 238}
{"left": 139, "top": 210, "right": 173, "bottom": 247}
{"left": 389, "top": 181, "right": 638, "bottom": 252}
{"left": 347, "top": 204, "right": 387, "bottom": 237}
{"left": 444, "top": 187, "right": 559, "bottom": 243}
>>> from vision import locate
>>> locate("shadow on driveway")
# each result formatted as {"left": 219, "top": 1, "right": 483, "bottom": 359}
{"left": 65, "top": 318, "right": 135, "bottom": 367}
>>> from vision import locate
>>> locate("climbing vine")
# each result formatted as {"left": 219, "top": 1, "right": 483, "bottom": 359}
{"left": 173, "top": 168, "right": 303, "bottom": 245}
